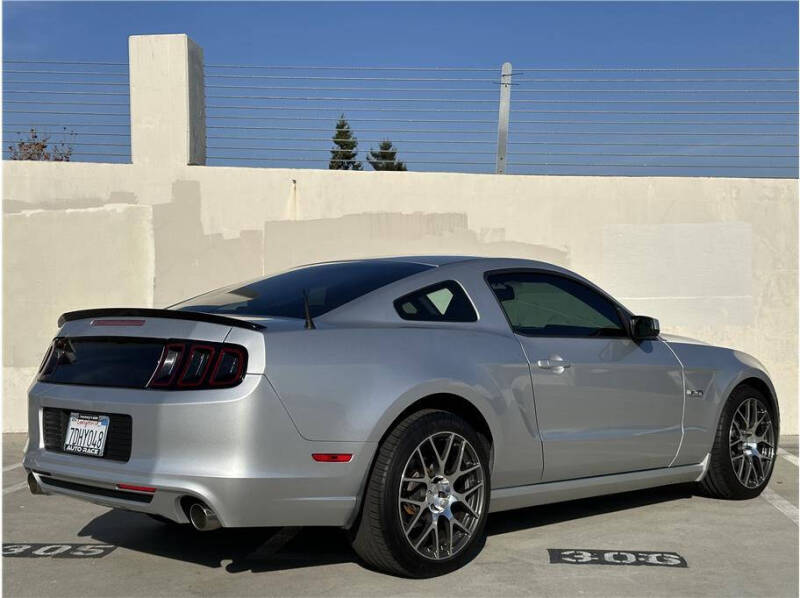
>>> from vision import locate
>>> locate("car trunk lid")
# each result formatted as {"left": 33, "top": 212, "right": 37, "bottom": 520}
{"left": 40, "top": 309, "right": 270, "bottom": 389}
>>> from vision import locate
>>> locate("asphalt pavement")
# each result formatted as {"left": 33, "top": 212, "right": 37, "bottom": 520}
{"left": 3, "top": 433, "right": 798, "bottom": 597}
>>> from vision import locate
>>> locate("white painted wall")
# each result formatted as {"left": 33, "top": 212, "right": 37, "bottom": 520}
{"left": 2, "top": 35, "right": 797, "bottom": 434}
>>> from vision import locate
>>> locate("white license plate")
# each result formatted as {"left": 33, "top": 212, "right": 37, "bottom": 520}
{"left": 63, "top": 413, "right": 110, "bottom": 457}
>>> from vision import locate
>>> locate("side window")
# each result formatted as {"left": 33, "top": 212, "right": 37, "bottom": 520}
{"left": 487, "top": 272, "right": 626, "bottom": 338}
{"left": 394, "top": 281, "right": 477, "bottom": 322}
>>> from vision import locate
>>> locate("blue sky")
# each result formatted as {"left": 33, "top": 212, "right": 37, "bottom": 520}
{"left": 3, "top": 2, "right": 798, "bottom": 176}
{"left": 3, "top": 2, "right": 798, "bottom": 68}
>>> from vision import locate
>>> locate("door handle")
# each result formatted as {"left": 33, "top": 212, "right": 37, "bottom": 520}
{"left": 535, "top": 356, "right": 572, "bottom": 373}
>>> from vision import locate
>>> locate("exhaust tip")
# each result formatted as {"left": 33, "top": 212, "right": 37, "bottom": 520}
{"left": 27, "top": 472, "right": 45, "bottom": 495}
{"left": 188, "top": 501, "right": 221, "bottom": 532}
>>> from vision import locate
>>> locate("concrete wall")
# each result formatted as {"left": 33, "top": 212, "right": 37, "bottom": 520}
{"left": 3, "top": 202, "right": 155, "bottom": 428}
{"left": 3, "top": 35, "right": 798, "bottom": 434}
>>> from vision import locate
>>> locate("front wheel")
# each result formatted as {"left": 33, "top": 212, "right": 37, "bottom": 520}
{"left": 351, "top": 409, "right": 490, "bottom": 577}
{"left": 700, "top": 385, "right": 778, "bottom": 500}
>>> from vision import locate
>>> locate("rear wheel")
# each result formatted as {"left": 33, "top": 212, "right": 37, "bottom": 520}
{"left": 700, "top": 385, "right": 777, "bottom": 499}
{"left": 351, "top": 409, "right": 490, "bottom": 577}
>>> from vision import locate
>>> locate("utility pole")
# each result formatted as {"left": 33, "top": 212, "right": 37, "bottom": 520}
{"left": 495, "top": 62, "right": 512, "bottom": 174}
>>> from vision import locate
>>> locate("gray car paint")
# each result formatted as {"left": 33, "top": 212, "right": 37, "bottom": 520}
{"left": 23, "top": 257, "right": 778, "bottom": 527}
{"left": 519, "top": 335, "right": 684, "bottom": 481}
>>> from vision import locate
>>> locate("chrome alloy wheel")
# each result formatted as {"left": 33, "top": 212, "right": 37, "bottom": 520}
{"left": 729, "top": 397, "right": 775, "bottom": 489}
{"left": 397, "top": 432, "right": 485, "bottom": 561}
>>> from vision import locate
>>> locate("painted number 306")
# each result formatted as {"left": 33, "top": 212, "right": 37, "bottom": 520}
{"left": 549, "top": 548, "right": 687, "bottom": 568}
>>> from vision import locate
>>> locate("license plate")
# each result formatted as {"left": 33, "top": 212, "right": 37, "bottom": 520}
{"left": 63, "top": 413, "right": 110, "bottom": 457}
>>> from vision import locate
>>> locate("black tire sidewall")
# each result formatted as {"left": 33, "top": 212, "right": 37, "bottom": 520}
{"left": 378, "top": 411, "right": 491, "bottom": 577}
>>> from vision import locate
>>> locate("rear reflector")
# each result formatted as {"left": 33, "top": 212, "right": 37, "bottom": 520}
{"left": 116, "top": 483, "right": 156, "bottom": 493}
{"left": 312, "top": 454, "right": 353, "bottom": 463}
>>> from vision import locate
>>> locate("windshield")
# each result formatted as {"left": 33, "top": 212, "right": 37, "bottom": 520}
{"left": 172, "top": 261, "right": 433, "bottom": 319}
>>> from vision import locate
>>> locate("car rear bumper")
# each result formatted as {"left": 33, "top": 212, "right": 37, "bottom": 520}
{"left": 23, "top": 375, "right": 377, "bottom": 527}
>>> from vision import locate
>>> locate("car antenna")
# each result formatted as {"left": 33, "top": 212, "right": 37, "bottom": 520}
{"left": 303, "top": 289, "right": 316, "bottom": 330}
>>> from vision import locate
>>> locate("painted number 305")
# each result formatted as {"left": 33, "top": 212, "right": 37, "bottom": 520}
{"left": 2, "top": 543, "right": 117, "bottom": 558}
{"left": 549, "top": 548, "right": 687, "bottom": 568}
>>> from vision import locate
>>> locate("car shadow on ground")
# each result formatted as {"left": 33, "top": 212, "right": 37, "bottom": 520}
{"left": 78, "top": 483, "right": 695, "bottom": 574}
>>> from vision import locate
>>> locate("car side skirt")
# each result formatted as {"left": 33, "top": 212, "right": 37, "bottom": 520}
{"left": 489, "top": 456, "right": 709, "bottom": 513}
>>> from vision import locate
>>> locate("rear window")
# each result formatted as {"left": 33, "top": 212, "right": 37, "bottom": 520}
{"left": 172, "top": 261, "right": 433, "bottom": 319}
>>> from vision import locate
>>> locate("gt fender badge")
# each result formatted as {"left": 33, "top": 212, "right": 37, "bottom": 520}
{"left": 686, "top": 389, "right": 705, "bottom": 398}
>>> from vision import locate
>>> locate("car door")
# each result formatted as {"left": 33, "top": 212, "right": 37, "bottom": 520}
{"left": 486, "top": 270, "right": 684, "bottom": 482}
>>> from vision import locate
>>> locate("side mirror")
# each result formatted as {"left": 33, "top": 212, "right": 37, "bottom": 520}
{"left": 631, "top": 315, "right": 660, "bottom": 341}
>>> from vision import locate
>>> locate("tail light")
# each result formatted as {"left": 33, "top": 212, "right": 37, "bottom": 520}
{"left": 38, "top": 338, "right": 74, "bottom": 376}
{"left": 147, "top": 341, "right": 247, "bottom": 390}
{"left": 38, "top": 342, "right": 55, "bottom": 375}
{"left": 37, "top": 337, "right": 247, "bottom": 390}
{"left": 148, "top": 343, "right": 185, "bottom": 387}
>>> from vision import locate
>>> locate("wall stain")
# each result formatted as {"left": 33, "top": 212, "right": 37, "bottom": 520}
{"left": 263, "top": 212, "right": 569, "bottom": 274}
{"left": 3, "top": 191, "right": 138, "bottom": 214}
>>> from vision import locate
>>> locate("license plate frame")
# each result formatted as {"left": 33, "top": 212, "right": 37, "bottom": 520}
{"left": 63, "top": 412, "right": 110, "bottom": 458}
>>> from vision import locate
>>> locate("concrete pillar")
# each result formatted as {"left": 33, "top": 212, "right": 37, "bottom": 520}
{"left": 129, "top": 34, "right": 206, "bottom": 166}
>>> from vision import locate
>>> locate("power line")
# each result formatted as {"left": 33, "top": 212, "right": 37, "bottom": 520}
{"left": 207, "top": 104, "right": 497, "bottom": 113}
{"left": 206, "top": 64, "right": 499, "bottom": 71}
{"left": 4, "top": 89, "right": 129, "bottom": 96}
{"left": 205, "top": 73, "right": 500, "bottom": 82}
{"left": 201, "top": 124, "right": 798, "bottom": 136}
{"left": 206, "top": 134, "right": 795, "bottom": 147}
{"left": 3, "top": 59, "right": 127, "bottom": 66}
{"left": 3, "top": 69, "right": 128, "bottom": 76}
{"left": 207, "top": 145, "right": 796, "bottom": 158}
{"left": 4, "top": 100, "right": 130, "bottom": 106}
{"left": 204, "top": 84, "right": 798, "bottom": 94}
{"left": 3, "top": 129, "right": 130, "bottom": 137}
{"left": 3, "top": 80, "right": 130, "bottom": 86}
{"left": 203, "top": 64, "right": 796, "bottom": 72}
{"left": 205, "top": 155, "right": 795, "bottom": 169}
{"left": 203, "top": 94, "right": 797, "bottom": 104}
{"left": 513, "top": 77, "right": 798, "bottom": 82}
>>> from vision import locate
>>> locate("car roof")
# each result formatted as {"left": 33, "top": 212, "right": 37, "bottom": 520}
{"left": 298, "top": 255, "right": 564, "bottom": 271}
{"left": 316, "top": 255, "right": 595, "bottom": 327}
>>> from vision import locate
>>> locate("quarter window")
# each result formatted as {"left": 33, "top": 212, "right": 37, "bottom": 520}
{"left": 394, "top": 281, "right": 477, "bottom": 322}
{"left": 487, "top": 272, "right": 626, "bottom": 337}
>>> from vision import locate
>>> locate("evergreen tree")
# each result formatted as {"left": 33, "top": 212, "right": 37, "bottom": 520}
{"left": 367, "top": 140, "right": 407, "bottom": 171}
{"left": 328, "top": 115, "right": 362, "bottom": 170}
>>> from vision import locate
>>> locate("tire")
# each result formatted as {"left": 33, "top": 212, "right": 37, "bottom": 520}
{"left": 351, "top": 409, "right": 490, "bottom": 577}
{"left": 699, "top": 384, "right": 778, "bottom": 500}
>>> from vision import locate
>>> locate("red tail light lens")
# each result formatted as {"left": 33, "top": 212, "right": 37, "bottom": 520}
{"left": 38, "top": 341, "right": 56, "bottom": 375}
{"left": 147, "top": 341, "right": 247, "bottom": 390}
{"left": 38, "top": 338, "right": 73, "bottom": 376}
{"left": 177, "top": 345, "right": 216, "bottom": 387}
{"left": 148, "top": 343, "right": 185, "bottom": 387}
{"left": 209, "top": 346, "right": 246, "bottom": 386}
{"left": 117, "top": 483, "right": 156, "bottom": 493}
{"left": 312, "top": 453, "right": 353, "bottom": 463}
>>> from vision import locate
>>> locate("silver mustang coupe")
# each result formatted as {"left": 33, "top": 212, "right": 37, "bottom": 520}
{"left": 24, "top": 256, "right": 778, "bottom": 577}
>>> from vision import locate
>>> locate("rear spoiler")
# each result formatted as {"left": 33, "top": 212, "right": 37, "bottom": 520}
{"left": 57, "top": 308, "right": 265, "bottom": 331}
